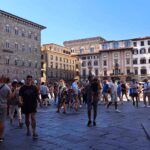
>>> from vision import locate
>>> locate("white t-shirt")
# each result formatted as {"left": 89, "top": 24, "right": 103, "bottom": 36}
{"left": 109, "top": 82, "right": 117, "bottom": 93}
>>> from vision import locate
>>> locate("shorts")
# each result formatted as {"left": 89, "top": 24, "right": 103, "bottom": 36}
{"left": 111, "top": 93, "right": 117, "bottom": 102}
{"left": 0, "top": 107, "right": 7, "bottom": 122}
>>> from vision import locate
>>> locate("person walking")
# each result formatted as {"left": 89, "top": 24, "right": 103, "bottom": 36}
{"left": 86, "top": 76, "right": 100, "bottom": 127}
{"left": 0, "top": 75, "right": 11, "bottom": 142}
{"left": 19, "top": 75, "right": 39, "bottom": 139}
{"left": 106, "top": 79, "right": 121, "bottom": 112}
{"left": 143, "top": 79, "right": 150, "bottom": 107}
{"left": 9, "top": 80, "right": 23, "bottom": 127}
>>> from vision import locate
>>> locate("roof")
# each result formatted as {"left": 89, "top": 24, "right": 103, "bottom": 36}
{"left": 131, "top": 36, "right": 150, "bottom": 41}
{"left": 0, "top": 10, "right": 46, "bottom": 30}
{"left": 63, "top": 36, "right": 106, "bottom": 45}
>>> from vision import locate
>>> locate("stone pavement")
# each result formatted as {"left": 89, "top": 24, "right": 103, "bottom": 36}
{"left": 0, "top": 101, "right": 150, "bottom": 150}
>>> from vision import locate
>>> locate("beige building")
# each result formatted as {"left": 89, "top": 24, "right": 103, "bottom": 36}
{"left": 0, "top": 10, "right": 46, "bottom": 81}
{"left": 64, "top": 36, "right": 105, "bottom": 54}
{"left": 41, "top": 44, "right": 78, "bottom": 82}
{"left": 65, "top": 37, "right": 134, "bottom": 81}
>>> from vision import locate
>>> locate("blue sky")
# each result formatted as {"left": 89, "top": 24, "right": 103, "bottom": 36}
{"left": 1, "top": 0, "right": 150, "bottom": 45}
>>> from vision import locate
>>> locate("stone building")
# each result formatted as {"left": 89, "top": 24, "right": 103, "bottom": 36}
{"left": 41, "top": 44, "right": 78, "bottom": 83}
{"left": 0, "top": 10, "right": 46, "bottom": 81}
{"left": 64, "top": 36, "right": 106, "bottom": 54}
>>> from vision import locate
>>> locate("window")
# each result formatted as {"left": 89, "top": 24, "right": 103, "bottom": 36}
{"left": 51, "top": 62, "right": 53, "bottom": 68}
{"left": 35, "top": 62, "right": 38, "bottom": 68}
{"left": 5, "top": 25, "right": 10, "bottom": 33}
{"left": 15, "top": 60, "right": 18, "bottom": 66}
{"left": 134, "top": 69, "right": 138, "bottom": 75}
{"left": 104, "top": 70, "right": 107, "bottom": 76}
{"left": 126, "top": 58, "right": 130, "bottom": 65}
{"left": 132, "top": 49, "right": 138, "bottom": 55}
{"left": 90, "top": 47, "right": 94, "bottom": 53}
{"left": 140, "top": 58, "right": 146, "bottom": 64}
{"left": 15, "top": 43, "right": 19, "bottom": 50}
{"left": 124, "top": 41, "right": 131, "bottom": 48}
{"left": 82, "top": 57, "right": 86, "bottom": 60}
{"left": 29, "top": 62, "right": 32, "bottom": 67}
{"left": 80, "top": 48, "right": 84, "bottom": 54}
{"left": 88, "top": 61, "right": 92, "bottom": 66}
{"left": 114, "top": 59, "right": 118, "bottom": 64}
{"left": 140, "top": 48, "right": 146, "bottom": 54}
{"left": 60, "top": 57, "right": 62, "bottom": 61}
{"left": 148, "top": 40, "right": 150, "bottom": 45}
{"left": 82, "top": 69, "right": 86, "bottom": 77}
{"left": 127, "top": 69, "right": 130, "bottom": 74}
{"left": 94, "top": 60, "right": 98, "bottom": 66}
{"left": 22, "top": 44, "right": 25, "bottom": 51}
{"left": 22, "top": 30, "right": 25, "bottom": 37}
{"left": 141, "top": 41, "right": 144, "bottom": 46}
{"left": 82, "top": 61, "right": 86, "bottom": 67}
{"left": 149, "top": 59, "right": 150, "bottom": 63}
{"left": 95, "top": 69, "right": 98, "bottom": 76}
{"left": 113, "top": 42, "right": 119, "bottom": 48}
{"left": 28, "top": 32, "right": 32, "bottom": 38}
{"left": 56, "top": 56, "right": 58, "bottom": 61}
{"left": 35, "top": 48, "right": 38, "bottom": 52}
{"left": 29, "top": 46, "right": 32, "bottom": 52}
{"left": 34, "top": 35, "right": 38, "bottom": 41}
{"left": 102, "top": 43, "right": 108, "bottom": 49}
{"left": 148, "top": 48, "right": 150, "bottom": 53}
{"left": 15, "top": 28, "right": 19, "bottom": 35}
{"left": 5, "top": 41, "right": 10, "bottom": 49}
{"left": 56, "top": 63, "right": 58, "bottom": 69}
{"left": 141, "top": 68, "right": 147, "bottom": 75}
{"left": 51, "top": 55, "right": 53, "bottom": 60}
{"left": 5, "top": 58, "right": 10, "bottom": 65}
{"left": 103, "top": 60, "right": 107, "bottom": 66}
{"left": 133, "top": 42, "right": 137, "bottom": 47}
{"left": 133, "top": 59, "right": 138, "bottom": 64}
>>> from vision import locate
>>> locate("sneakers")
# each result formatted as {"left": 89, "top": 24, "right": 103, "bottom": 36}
{"left": 115, "top": 109, "right": 121, "bottom": 113}
{"left": 0, "top": 138, "right": 4, "bottom": 142}
{"left": 33, "top": 133, "right": 38, "bottom": 139}
{"left": 87, "top": 120, "right": 92, "bottom": 127}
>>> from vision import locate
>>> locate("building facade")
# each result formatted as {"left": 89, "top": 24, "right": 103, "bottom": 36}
{"left": 41, "top": 44, "right": 78, "bottom": 83}
{"left": 0, "top": 10, "right": 46, "bottom": 81}
{"left": 132, "top": 37, "right": 150, "bottom": 80}
{"left": 64, "top": 36, "right": 106, "bottom": 54}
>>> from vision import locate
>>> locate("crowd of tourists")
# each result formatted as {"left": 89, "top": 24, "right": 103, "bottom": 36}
{"left": 0, "top": 74, "right": 150, "bottom": 142}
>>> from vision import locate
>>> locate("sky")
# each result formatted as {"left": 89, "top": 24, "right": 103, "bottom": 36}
{"left": 0, "top": 0, "right": 150, "bottom": 45}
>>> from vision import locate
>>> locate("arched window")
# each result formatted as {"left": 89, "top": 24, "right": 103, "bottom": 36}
{"left": 88, "top": 61, "right": 92, "bottom": 66}
{"left": 82, "top": 61, "right": 86, "bottom": 67}
{"left": 140, "top": 58, "right": 146, "bottom": 64}
{"left": 140, "top": 48, "right": 146, "bottom": 54}
{"left": 132, "top": 49, "right": 138, "bottom": 55}
{"left": 80, "top": 47, "right": 84, "bottom": 54}
{"left": 141, "top": 67, "right": 147, "bottom": 75}
{"left": 148, "top": 47, "right": 150, "bottom": 53}
{"left": 94, "top": 60, "right": 98, "bottom": 66}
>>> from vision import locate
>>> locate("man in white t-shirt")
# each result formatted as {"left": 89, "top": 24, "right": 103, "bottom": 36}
{"left": 106, "top": 79, "right": 121, "bottom": 112}
{"left": 0, "top": 76, "right": 11, "bottom": 142}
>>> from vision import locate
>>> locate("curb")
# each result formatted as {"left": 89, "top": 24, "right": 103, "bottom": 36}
{"left": 141, "top": 122, "right": 150, "bottom": 140}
